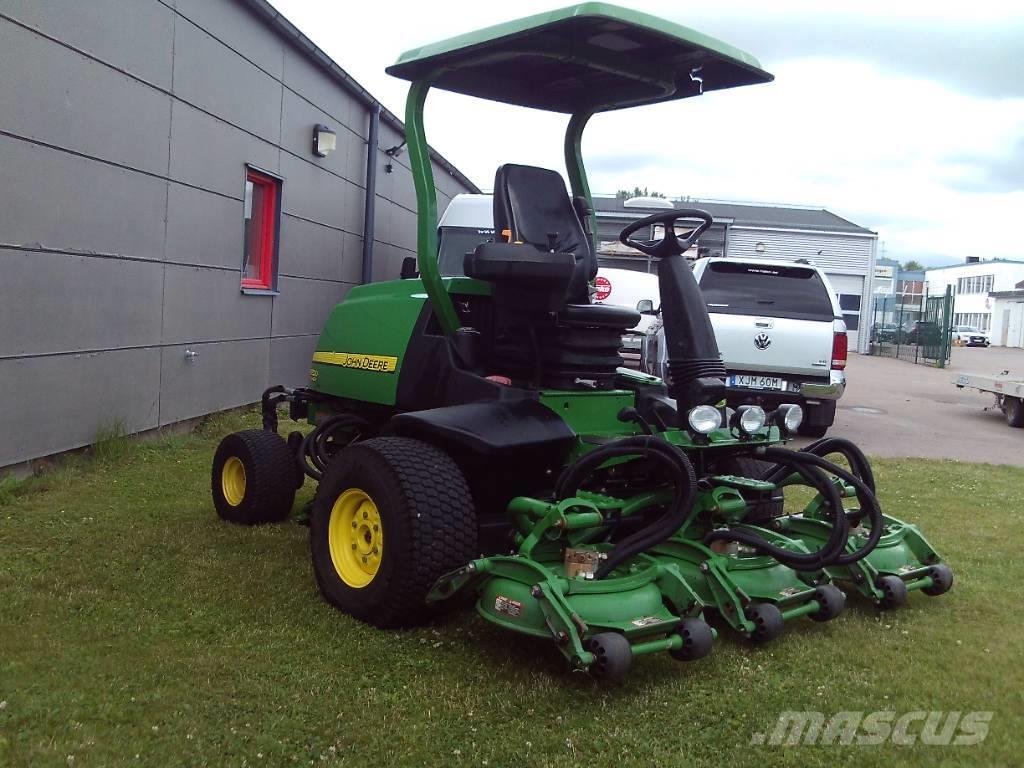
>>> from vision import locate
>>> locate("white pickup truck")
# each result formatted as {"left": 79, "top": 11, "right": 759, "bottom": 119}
{"left": 642, "top": 256, "right": 848, "bottom": 437}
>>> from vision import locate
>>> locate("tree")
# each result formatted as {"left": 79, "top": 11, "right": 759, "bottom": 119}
{"left": 901, "top": 260, "right": 924, "bottom": 272}
{"left": 616, "top": 186, "right": 665, "bottom": 200}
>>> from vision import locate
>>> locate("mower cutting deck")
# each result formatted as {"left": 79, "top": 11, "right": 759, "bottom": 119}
{"left": 211, "top": 3, "right": 953, "bottom": 682}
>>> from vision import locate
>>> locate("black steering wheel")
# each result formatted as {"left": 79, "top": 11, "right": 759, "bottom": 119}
{"left": 618, "top": 209, "right": 713, "bottom": 258}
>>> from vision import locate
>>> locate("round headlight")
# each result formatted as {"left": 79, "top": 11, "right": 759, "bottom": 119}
{"left": 777, "top": 404, "right": 804, "bottom": 433}
{"left": 687, "top": 405, "right": 722, "bottom": 435}
{"left": 737, "top": 405, "right": 767, "bottom": 434}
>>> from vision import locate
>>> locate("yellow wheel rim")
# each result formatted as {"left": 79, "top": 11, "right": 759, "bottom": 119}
{"left": 222, "top": 456, "right": 247, "bottom": 506}
{"left": 327, "top": 488, "right": 384, "bottom": 588}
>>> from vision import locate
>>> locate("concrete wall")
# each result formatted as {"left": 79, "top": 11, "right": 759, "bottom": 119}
{"left": 0, "top": 0, "right": 474, "bottom": 468}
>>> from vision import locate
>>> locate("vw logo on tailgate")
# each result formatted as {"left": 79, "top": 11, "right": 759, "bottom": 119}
{"left": 754, "top": 333, "right": 772, "bottom": 350}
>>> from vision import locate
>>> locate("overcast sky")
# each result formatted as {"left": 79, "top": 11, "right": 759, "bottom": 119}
{"left": 269, "top": 1, "right": 1024, "bottom": 267}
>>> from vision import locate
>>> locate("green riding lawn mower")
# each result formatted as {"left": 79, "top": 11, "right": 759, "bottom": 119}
{"left": 211, "top": 4, "right": 952, "bottom": 682}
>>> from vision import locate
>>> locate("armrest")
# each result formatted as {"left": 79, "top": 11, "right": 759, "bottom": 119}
{"left": 464, "top": 242, "right": 575, "bottom": 285}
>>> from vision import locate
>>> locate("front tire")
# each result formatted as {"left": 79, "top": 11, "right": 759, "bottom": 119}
{"left": 798, "top": 401, "right": 835, "bottom": 438}
{"left": 310, "top": 437, "right": 478, "bottom": 628}
{"left": 212, "top": 430, "right": 296, "bottom": 524}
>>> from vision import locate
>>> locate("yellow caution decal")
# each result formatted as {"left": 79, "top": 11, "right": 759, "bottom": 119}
{"left": 312, "top": 351, "right": 399, "bottom": 373}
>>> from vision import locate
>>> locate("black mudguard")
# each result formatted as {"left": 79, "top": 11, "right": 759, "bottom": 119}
{"left": 390, "top": 399, "right": 575, "bottom": 457}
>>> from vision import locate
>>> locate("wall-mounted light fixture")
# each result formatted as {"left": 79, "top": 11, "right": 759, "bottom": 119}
{"left": 312, "top": 124, "right": 336, "bottom": 158}
{"left": 383, "top": 141, "right": 406, "bottom": 174}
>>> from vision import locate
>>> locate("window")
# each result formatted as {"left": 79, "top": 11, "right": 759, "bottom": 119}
{"left": 242, "top": 167, "right": 282, "bottom": 292}
{"left": 953, "top": 312, "right": 992, "bottom": 331}
{"left": 838, "top": 293, "right": 861, "bottom": 331}
{"left": 699, "top": 261, "right": 834, "bottom": 321}
{"left": 438, "top": 225, "right": 493, "bottom": 276}
{"left": 956, "top": 274, "right": 993, "bottom": 295}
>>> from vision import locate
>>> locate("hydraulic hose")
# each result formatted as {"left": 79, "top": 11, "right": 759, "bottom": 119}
{"left": 704, "top": 449, "right": 849, "bottom": 571}
{"left": 555, "top": 436, "right": 697, "bottom": 580}
{"left": 798, "top": 437, "right": 876, "bottom": 494}
{"left": 762, "top": 445, "right": 883, "bottom": 567}
{"left": 301, "top": 415, "right": 372, "bottom": 480}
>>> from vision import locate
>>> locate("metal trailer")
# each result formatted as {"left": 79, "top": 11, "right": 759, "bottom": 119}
{"left": 954, "top": 371, "right": 1024, "bottom": 428}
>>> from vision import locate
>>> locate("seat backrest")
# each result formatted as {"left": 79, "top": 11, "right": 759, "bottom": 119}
{"left": 493, "top": 164, "right": 595, "bottom": 303}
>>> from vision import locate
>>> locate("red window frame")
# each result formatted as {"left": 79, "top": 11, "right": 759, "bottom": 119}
{"left": 241, "top": 167, "right": 280, "bottom": 291}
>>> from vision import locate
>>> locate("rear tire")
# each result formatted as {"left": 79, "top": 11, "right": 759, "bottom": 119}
{"left": 1005, "top": 397, "right": 1024, "bottom": 428}
{"left": 310, "top": 437, "right": 478, "bottom": 628}
{"left": 212, "top": 430, "right": 296, "bottom": 525}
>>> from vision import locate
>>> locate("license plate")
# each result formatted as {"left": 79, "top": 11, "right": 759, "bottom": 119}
{"left": 729, "top": 374, "right": 785, "bottom": 391}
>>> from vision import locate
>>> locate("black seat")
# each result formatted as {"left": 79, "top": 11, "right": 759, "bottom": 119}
{"left": 460, "top": 164, "right": 640, "bottom": 389}
{"left": 493, "top": 164, "right": 641, "bottom": 329}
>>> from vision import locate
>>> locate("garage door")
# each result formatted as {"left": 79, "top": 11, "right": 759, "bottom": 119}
{"left": 827, "top": 274, "right": 865, "bottom": 351}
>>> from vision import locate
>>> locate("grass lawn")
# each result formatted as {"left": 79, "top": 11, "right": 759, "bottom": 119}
{"left": 1, "top": 409, "right": 1022, "bottom": 767}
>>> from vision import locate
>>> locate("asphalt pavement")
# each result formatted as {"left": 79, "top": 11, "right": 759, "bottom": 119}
{"left": 788, "top": 346, "right": 1024, "bottom": 466}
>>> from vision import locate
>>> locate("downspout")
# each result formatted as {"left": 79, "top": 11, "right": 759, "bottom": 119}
{"left": 361, "top": 105, "right": 380, "bottom": 284}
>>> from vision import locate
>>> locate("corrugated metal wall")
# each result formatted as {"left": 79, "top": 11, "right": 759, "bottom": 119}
{"left": 0, "top": 0, "right": 473, "bottom": 468}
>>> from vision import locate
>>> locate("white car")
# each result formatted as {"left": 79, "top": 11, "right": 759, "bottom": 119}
{"left": 951, "top": 326, "right": 990, "bottom": 347}
{"left": 642, "top": 256, "right": 847, "bottom": 437}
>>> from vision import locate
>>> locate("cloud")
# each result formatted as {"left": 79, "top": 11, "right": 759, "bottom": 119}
{"left": 950, "top": 138, "right": 1024, "bottom": 193}
{"left": 267, "top": 0, "right": 1024, "bottom": 265}
{"left": 585, "top": 152, "right": 664, "bottom": 175}
{"left": 705, "top": 19, "right": 1024, "bottom": 100}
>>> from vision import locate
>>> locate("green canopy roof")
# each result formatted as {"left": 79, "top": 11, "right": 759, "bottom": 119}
{"left": 386, "top": 3, "right": 773, "bottom": 113}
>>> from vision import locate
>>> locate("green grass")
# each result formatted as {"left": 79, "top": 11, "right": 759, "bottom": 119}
{"left": 1, "top": 410, "right": 1022, "bottom": 767}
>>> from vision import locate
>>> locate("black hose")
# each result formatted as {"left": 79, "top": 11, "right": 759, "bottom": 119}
{"left": 765, "top": 436, "right": 878, "bottom": 529}
{"left": 555, "top": 436, "right": 697, "bottom": 580}
{"left": 762, "top": 445, "right": 883, "bottom": 567}
{"left": 704, "top": 448, "right": 850, "bottom": 571}
{"left": 300, "top": 415, "right": 372, "bottom": 481}
{"left": 769, "top": 436, "right": 876, "bottom": 494}
{"left": 803, "top": 437, "right": 876, "bottom": 494}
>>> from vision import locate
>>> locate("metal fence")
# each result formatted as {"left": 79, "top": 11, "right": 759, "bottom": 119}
{"left": 868, "top": 286, "right": 954, "bottom": 367}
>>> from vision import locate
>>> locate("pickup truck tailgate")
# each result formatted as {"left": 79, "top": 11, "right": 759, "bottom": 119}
{"left": 710, "top": 312, "right": 833, "bottom": 377}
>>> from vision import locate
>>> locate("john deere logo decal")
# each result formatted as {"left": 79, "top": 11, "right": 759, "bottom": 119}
{"left": 754, "top": 333, "right": 772, "bottom": 350}
{"left": 312, "top": 351, "right": 399, "bottom": 373}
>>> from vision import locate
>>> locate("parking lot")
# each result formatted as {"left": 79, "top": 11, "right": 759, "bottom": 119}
{"left": 791, "top": 346, "right": 1024, "bottom": 466}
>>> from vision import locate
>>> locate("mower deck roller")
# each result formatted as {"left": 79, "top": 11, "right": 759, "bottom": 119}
{"left": 211, "top": 3, "right": 952, "bottom": 682}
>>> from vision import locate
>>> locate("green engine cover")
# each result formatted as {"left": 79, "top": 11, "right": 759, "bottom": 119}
{"left": 310, "top": 279, "right": 427, "bottom": 406}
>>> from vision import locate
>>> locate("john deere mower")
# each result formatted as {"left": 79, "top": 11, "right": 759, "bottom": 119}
{"left": 211, "top": 4, "right": 952, "bottom": 682}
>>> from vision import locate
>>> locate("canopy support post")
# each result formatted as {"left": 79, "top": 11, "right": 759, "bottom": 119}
{"left": 406, "top": 77, "right": 461, "bottom": 337}
{"left": 564, "top": 110, "right": 597, "bottom": 237}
